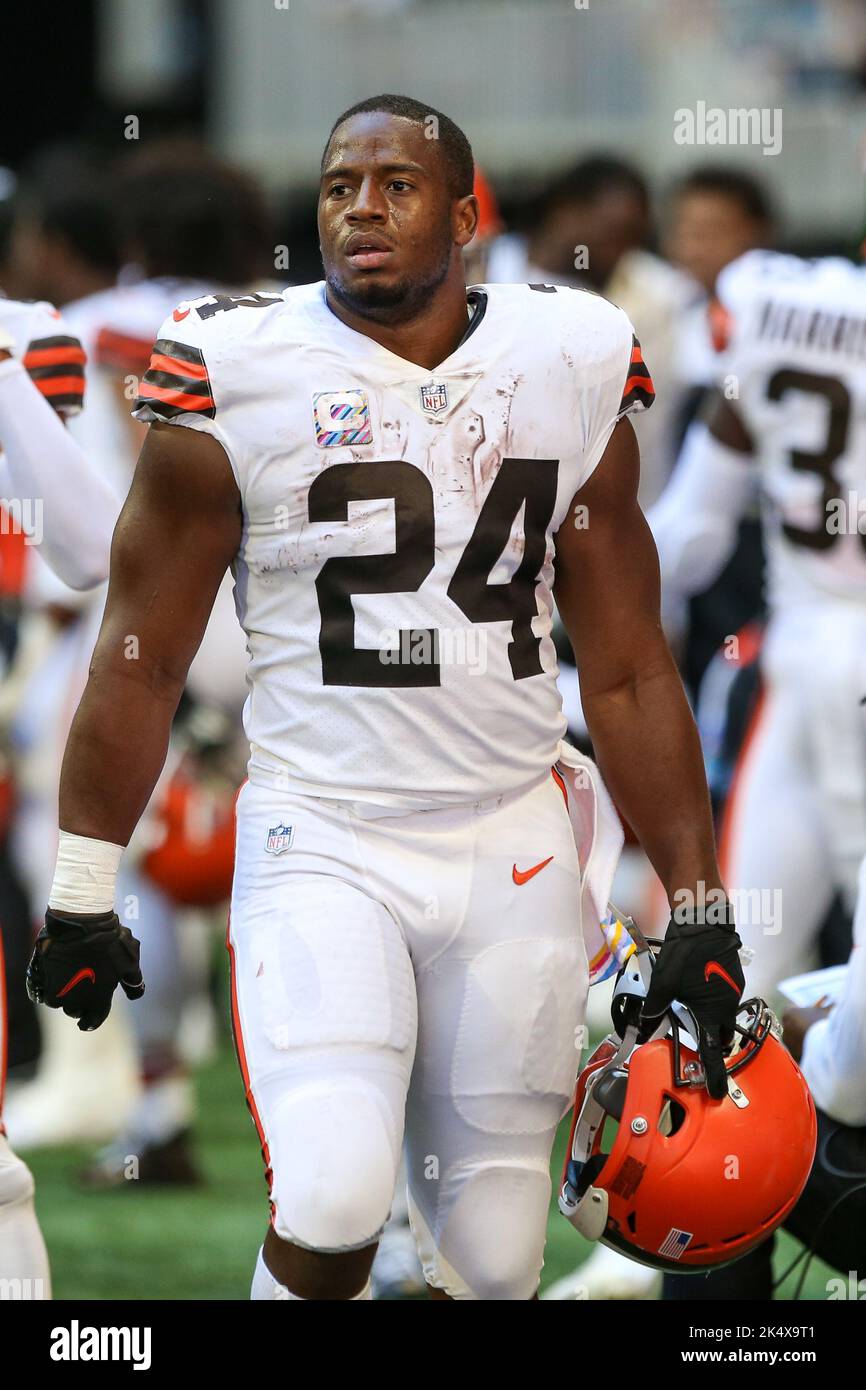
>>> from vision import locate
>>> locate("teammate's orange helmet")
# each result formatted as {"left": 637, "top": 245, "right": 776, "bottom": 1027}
{"left": 142, "top": 764, "right": 237, "bottom": 907}
{"left": 473, "top": 167, "right": 503, "bottom": 242}
{"left": 560, "top": 996, "right": 817, "bottom": 1271}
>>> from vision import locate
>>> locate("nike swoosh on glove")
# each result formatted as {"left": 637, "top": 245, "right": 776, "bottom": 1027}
{"left": 26, "top": 908, "right": 145, "bottom": 1032}
{"left": 639, "top": 914, "right": 745, "bottom": 1100}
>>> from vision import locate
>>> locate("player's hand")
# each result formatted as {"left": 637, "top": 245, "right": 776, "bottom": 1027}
{"left": 26, "top": 908, "right": 145, "bottom": 1031}
{"left": 639, "top": 909, "right": 744, "bottom": 1100}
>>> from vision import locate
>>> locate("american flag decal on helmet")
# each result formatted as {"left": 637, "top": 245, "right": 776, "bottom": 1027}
{"left": 619, "top": 334, "right": 655, "bottom": 414}
{"left": 135, "top": 338, "right": 216, "bottom": 420}
{"left": 658, "top": 1227, "right": 693, "bottom": 1259}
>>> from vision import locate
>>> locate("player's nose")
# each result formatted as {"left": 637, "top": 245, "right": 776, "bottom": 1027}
{"left": 346, "top": 174, "right": 389, "bottom": 220}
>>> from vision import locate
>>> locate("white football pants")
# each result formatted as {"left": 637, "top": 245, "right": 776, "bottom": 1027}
{"left": 228, "top": 767, "right": 587, "bottom": 1300}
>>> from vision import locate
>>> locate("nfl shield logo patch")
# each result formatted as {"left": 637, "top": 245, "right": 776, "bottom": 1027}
{"left": 265, "top": 823, "right": 294, "bottom": 856}
{"left": 419, "top": 381, "right": 448, "bottom": 414}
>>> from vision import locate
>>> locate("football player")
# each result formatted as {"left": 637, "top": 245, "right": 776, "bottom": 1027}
{"left": 650, "top": 245, "right": 866, "bottom": 1002}
{"left": 0, "top": 299, "right": 115, "bottom": 587}
{"left": 662, "top": 168, "right": 775, "bottom": 703}
{"left": 6, "top": 146, "right": 255, "bottom": 1166}
{"left": 0, "top": 292, "right": 115, "bottom": 1300}
{"left": 28, "top": 94, "right": 741, "bottom": 1301}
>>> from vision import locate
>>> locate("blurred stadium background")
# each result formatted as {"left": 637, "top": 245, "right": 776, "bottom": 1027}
{"left": 2, "top": 0, "right": 864, "bottom": 1300}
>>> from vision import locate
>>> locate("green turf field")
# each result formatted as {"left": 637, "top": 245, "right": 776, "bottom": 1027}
{"left": 22, "top": 1035, "right": 836, "bottom": 1302}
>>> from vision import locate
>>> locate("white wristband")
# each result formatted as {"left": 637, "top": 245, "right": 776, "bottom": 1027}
{"left": 48, "top": 831, "right": 125, "bottom": 915}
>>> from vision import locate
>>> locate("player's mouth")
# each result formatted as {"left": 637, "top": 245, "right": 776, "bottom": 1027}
{"left": 343, "top": 232, "right": 395, "bottom": 270}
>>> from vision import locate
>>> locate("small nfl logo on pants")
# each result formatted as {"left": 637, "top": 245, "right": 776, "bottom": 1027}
{"left": 265, "top": 823, "right": 294, "bottom": 855}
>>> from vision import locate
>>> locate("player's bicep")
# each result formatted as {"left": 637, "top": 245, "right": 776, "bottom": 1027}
{"left": 553, "top": 418, "right": 665, "bottom": 695}
{"left": 96, "top": 422, "right": 242, "bottom": 691}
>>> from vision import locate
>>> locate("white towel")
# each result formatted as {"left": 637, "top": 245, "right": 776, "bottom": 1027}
{"left": 553, "top": 739, "right": 626, "bottom": 983}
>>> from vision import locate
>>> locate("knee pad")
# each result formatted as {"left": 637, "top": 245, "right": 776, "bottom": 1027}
{"left": 0, "top": 1137, "right": 35, "bottom": 1209}
{"left": 270, "top": 1081, "right": 400, "bottom": 1252}
{"left": 410, "top": 1161, "right": 551, "bottom": 1301}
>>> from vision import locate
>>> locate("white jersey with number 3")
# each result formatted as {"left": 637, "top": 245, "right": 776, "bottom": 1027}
{"left": 717, "top": 250, "right": 866, "bottom": 610}
{"left": 133, "top": 281, "right": 652, "bottom": 807}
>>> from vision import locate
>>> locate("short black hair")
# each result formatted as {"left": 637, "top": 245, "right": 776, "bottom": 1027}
{"left": 673, "top": 166, "right": 774, "bottom": 225}
{"left": 117, "top": 142, "right": 274, "bottom": 285}
{"left": 19, "top": 146, "right": 120, "bottom": 276}
{"left": 323, "top": 94, "right": 474, "bottom": 200}
{"left": 547, "top": 155, "right": 649, "bottom": 212}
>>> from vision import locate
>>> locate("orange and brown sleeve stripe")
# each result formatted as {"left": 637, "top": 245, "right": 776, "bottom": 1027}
{"left": 94, "top": 327, "right": 155, "bottom": 376}
{"left": 134, "top": 337, "right": 215, "bottom": 420}
{"left": 619, "top": 334, "right": 655, "bottom": 414}
{"left": 23, "top": 335, "right": 86, "bottom": 414}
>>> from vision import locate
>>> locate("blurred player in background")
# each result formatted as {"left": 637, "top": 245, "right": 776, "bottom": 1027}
{"left": 666, "top": 167, "right": 776, "bottom": 429}
{"left": 662, "top": 168, "right": 776, "bottom": 705}
{"left": 4, "top": 147, "right": 254, "bottom": 1173}
{"left": 0, "top": 288, "right": 115, "bottom": 1298}
{"left": 4, "top": 148, "right": 120, "bottom": 311}
{"left": 651, "top": 244, "right": 866, "bottom": 1003}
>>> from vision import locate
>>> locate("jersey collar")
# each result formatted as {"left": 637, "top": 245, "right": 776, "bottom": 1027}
{"left": 313, "top": 282, "right": 490, "bottom": 378}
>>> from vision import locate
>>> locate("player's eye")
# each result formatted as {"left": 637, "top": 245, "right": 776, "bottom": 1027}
{"left": 387, "top": 180, "right": 413, "bottom": 193}
{"left": 327, "top": 183, "right": 351, "bottom": 198}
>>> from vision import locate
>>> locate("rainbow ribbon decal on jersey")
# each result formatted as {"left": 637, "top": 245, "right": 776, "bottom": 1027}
{"left": 313, "top": 390, "right": 374, "bottom": 447}
{"left": 588, "top": 910, "right": 637, "bottom": 986}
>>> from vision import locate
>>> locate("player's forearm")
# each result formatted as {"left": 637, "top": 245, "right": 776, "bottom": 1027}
{"left": 58, "top": 659, "right": 183, "bottom": 846}
{"left": 647, "top": 422, "right": 751, "bottom": 599}
{"left": 582, "top": 649, "right": 722, "bottom": 908}
{"left": 0, "top": 357, "right": 116, "bottom": 589}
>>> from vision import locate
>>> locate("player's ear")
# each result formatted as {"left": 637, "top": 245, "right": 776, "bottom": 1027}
{"left": 453, "top": 194, "right": 479, "bottom": 249}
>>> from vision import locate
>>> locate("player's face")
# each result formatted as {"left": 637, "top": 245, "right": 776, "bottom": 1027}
{"left": 547, "top": 188, "right": 649, "bottom": 287}
{"left": 666, "top": 192, "right": 764, "bottom": 294}
{"left": 318, "top": 113, "right": 461, "bottom": 320}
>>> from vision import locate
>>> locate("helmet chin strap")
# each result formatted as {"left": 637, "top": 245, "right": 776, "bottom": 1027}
{"left": 614, "top": 906, "right": 704, "bottom": 1054}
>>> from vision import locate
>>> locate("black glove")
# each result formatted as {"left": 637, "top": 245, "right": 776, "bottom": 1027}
{"left": 26, "top": 908, "right": 144, "bottom": 1032}
{"left": 639, "top": 909, "right": 745, "bottom": 1100}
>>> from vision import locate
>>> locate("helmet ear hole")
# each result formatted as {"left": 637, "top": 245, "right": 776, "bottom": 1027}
{"left": 658, "top": 1095, "right": 687, "bottom": 1136}
{"left": 594, "top": 1068, "right": 628, "bottom": 1121}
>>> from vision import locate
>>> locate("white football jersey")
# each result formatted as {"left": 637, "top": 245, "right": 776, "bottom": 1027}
{"left": 717, "top": 250, "right": 866, "bottom": 609}
{"left": 133, "top": 281, "right": 652, "bottom": 808}
{"left": 62, "top": 277, "right": 221, "bottom": 502}
{"left": 0, "top": 296, "right": 85, "bottom": 416}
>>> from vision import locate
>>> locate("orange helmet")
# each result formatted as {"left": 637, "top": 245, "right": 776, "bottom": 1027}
{"left": 473, "top": 167, "right": 503, "bottom": 243}
{"left": 142, "top": 761, "right": 237, "bottom": 907}
{"left": 560, "top": 978, "right": 817, "bottom": 1271}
